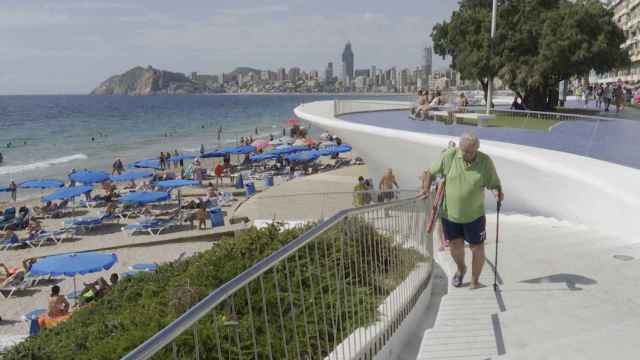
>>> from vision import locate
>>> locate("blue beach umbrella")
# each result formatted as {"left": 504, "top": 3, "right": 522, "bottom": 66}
{"left": 119, "top": 191, "right": 170, "bottom": 205}
{"left": 42, "top": 185, "right": 93, "bottom": 202}
{"left": 155, "top": 179, "right": 200, "bottom": 190}
{"left": 30, "top": 251, "right": 118, "bottom": 304}
{"left": 30, "top": 252, "right": 118, "bottom": 277}
{"left": 250, "top": 152, "right": 280, "bottom": 162}
{"left": 223, "top": 145, "right": 257, "bottom": 155}
{"left": 110, "top": 171, "right": 154, "bottom": 182}
{"left": 285, "top": 150, "right": 321, "bottom": 162}
{"left": 128, "top": 159, "right": 162, "bottom": 170}
{"left": 318, "top": 144, "right": 353, "bottom": 156}
{"left": 69, "top": 170, "right": 110, "bottom": 184}
{"left": 18, "top": 179, "right": 65, "bottom": 189}
{"left": 170, "top": 154, "right": 196, "bottom": 162}
{"left": 201, "top": 150, "right": 225, "bottom": 158}
{"left": 271, "top": 145, "right": 309, "bottom": 155}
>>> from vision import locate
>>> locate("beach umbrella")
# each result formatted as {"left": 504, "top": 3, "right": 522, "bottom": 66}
{"left": 320, "top": 141, "right": 337, "bottom": 148}
{"left": 119, "top": 191, "right": 170, "bottom": 206}
{"left": 201, "top": 150, "right": 225, "bottom": 158}
{"left": 318, "top": 144, "right": 353, "bottom": 156}
{"left": 251, "top": 139, "right": 270, "bottom": 150}
{"left": 128, "top": 159, "right": 162, "bottom": 170}
{"left": 170, "top": 154, "right": 196, "bottom": 162}
{"left": 271, "top": 145, "right": 309, "bottom": 155}
{"left": 18, "top": 179, "right": 64, "bottom": 189}
{"left": 30, "top": 252, "right": 118, "bottom": 304}
{"left": 250, "top": 152, "right": 280, "bottom": 162}
{"left": 42, "top": 186, "right": 93, "bottom": 202}
{"left": 110, "top": 171, "right": 154, "bottom": 182}
{"left": 155, "top": 179, "right": 200, "bottom": 190}
{"left": 285, "top": 150, "right": 321, "bottom": 163}
{"left": 69, "top": 170, "right": 110, "bottom": 184}
{"left": 223, "top": 145, "right": 257, "bottom": 155}
{"left": 287, "top": 118, "right": 301, "bottom": 126}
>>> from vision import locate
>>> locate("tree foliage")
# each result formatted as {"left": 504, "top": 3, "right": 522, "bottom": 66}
{"left": 432, "top": 0, "right": 629, "bottom": 110}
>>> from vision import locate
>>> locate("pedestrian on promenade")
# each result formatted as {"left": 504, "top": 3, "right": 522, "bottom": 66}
{"left": 614, "top": 82, "right": 624, "bottom": 113}
{"left": 595, "top": 84, "right": 603, "bottom": 110}
{"left": 379, "top": 168, "right": 399, "bottom": 202}
{"left": 603, "top": 83, "right": 613, "bottom": 112}
{"left": 353, "top": 176, "right": 367, "bottom": 207}
{"left": 419, "top": 132, "right": 503, "bottom": 289}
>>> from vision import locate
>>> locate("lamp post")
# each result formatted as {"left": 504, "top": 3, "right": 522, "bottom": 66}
{"left": 486, "top": 0, "right": 498, "bottom": 114}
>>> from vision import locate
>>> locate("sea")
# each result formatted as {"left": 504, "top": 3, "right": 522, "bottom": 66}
{"left": 0, "top": 94, "right": 407, "bottom": 200}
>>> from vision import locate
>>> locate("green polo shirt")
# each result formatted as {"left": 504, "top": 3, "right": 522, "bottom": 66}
{"left": 429, "top": 148, "right": 501, "bottom": 223}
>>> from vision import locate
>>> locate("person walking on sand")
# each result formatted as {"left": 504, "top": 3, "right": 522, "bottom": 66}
{"left": 419, "top": 132, "right": 503, "bottom": 289}
{"left": 9, "top": 180, "right": 17, "bottom": 202}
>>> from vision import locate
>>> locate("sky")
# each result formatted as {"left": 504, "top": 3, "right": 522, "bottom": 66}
{"left": 0, "top": 0, "right": 459, "bottom": 94}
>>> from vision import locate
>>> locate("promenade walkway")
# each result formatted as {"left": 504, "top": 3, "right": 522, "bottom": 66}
{"left": 415, "top": 213, "right": 640, "bottom": 359}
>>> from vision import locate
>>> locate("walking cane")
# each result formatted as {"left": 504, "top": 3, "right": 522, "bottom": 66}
{"left": 493, "top": 200, "right": 502, "bottom": 292}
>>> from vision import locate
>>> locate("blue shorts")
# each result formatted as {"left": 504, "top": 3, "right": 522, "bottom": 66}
{"left": 441, "top": 215, "right": 486, "bottom": 245}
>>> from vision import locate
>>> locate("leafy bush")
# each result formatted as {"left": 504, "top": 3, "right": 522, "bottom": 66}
{"left": 5, "top": 220, "right": 424, "bottom": 360}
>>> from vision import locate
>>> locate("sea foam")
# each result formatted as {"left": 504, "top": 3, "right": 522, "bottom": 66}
{"left": 0, "top": 154, "right": 88, "bottom": 175}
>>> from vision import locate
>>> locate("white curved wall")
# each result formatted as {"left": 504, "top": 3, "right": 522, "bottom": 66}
{"left": 295, "top": 100, "right": 640, "bottom": 244}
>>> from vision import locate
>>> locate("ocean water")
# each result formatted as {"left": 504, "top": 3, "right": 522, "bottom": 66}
{"left": 0, "top": 95, "right": 405, "bottom": 191}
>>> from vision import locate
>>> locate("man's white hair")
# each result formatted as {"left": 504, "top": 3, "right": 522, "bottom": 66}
{"left": 459, "top": 132, "right": 480, "bottom": 149}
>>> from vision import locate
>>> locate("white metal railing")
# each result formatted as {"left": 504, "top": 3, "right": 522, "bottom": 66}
{"left": 122, "top": 194, "right": 432, "bottom": 359}
{"left": 333, "top": 100, "right": 412, "bottom": 117}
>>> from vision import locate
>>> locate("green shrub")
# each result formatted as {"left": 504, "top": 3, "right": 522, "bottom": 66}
{"left": 4, "top": 220, "right": 425, "bottom": 360}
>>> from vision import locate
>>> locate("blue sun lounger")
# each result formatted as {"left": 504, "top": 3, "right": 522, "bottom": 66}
{"left": 122, "top": 217, "right": 178, "bottom": 237}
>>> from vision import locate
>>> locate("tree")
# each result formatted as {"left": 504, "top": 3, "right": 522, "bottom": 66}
{"left": 432, "top": 0, "right": 629, "bottom": 111}
{"left": 432, "top": 0, "right": 497, "bottom": 103}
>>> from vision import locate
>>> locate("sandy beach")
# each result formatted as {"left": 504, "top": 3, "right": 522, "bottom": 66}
{"left": 0, "top": 153, "right": 368, "bottom": 350}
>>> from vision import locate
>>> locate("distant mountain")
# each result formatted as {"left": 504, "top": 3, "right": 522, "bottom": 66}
{"left": 91, "top": 66, "right": 215, "bottom": 95}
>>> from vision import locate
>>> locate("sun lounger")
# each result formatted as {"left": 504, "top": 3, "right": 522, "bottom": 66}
{"left": 0, "top": 207, "right": 16, "bottom": 225}
{"left": 0, "top": 237, "right": 24, "bottom": 251}
{"left": 63, "top": 213, "right": 118, "bottom": 233}
{"left": 0, "top": 272, "right": 30, "bottom": 299}
{"left": 25, "top": 229, "right": 72, "bottom": 248}
{"left": 122, "top": 216, "right": 178, "bottom": 237}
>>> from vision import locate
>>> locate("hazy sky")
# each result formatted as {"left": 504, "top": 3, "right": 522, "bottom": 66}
{"left": 0, "top": 0, "right": 459, "bottom": 94}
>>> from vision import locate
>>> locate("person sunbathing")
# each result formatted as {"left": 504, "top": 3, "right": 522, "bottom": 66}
{"left": 78, "top": 275, "right": 116, "bottom": 305}
{"left": 27, "top": 218, "right": 42, "bottom": 236}
{"left": 124, "top": 180, "right": 137, "bottom": 190}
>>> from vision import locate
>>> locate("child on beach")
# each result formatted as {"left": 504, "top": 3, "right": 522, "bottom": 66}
{"left": 197, "top": 205, "right": 207, "bottom": 230}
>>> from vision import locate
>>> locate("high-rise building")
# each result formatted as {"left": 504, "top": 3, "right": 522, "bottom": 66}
{"left": 370, "top": 66, "right": 377, "bottom": 86}
{"left": 341, "top": 42, "right": 355, "bottom": 81}
{"left": 288, "top": 67, "right": 301, "bottom": 82}
{"left": 325, "top": 62, "right": 334, "bottom": 83}
{"left": 424, "top": 46, "right": 433, "bottom": 89}
{"left": 355, "top": 69, "right": 370, "bottom": 78}
{"left": 277, "top": 68, "right": 287, "bottom": 82}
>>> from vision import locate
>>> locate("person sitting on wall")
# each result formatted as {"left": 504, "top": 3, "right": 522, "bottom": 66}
{"left": 510, "top": 96, "right": 526, "bottom": 111}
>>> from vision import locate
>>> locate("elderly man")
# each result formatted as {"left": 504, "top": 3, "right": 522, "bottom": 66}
{"left": 420, "top": 132, "right": 503, "bottom": 289}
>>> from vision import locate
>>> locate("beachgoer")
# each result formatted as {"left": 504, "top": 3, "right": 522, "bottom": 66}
{"left": 282, "top": 128, "right": 286, "bottom": 137}
{"left": 379, "top": 168, "right": 399, "bottom": 202}
{"left": 430, "top": 91, "right": 444, "bottom": 107}
{"left": 217, "top": 126, "right": 223, "bottom": 140}
{"left": 173, "top": 149, "right": 180, "bottom": 168}
{"left": 353, "top": 176, "right": 367, "bottom": 207}
{"left": 165, "top": 151, "right": 172, "bottom": 169}
{"left": 0, "top": 152, "right": 3, "bottom": 164}
{"left": 582, "top": 85, "right": 591, "bottom": 108}
{"left": 200, "top": 144, "right": 205, "bottom": 155}
{"left": 255, "top": 127, "right": 259, "bottom": 135}
{"left": 419, "top": 132, "right": 503, "bottom": 289}
{"left": 215, "top": 163, "right": 224, "bottom": 185}
{"left": 47, "top": 286, "right": 70, "bottom": 318}
{"left": 595, "top": 84, "right": 603, "bottom": 109}
{"left": 159, "top": 152, "right": 166, "bottom": 170}
{"left": 197, "top": 204, "right": 207, "bottom": 230}
{"left": 9, "top": 180, "right": 17, "bottom": 202}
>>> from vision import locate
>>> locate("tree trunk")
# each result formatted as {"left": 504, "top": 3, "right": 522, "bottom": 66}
{"left": 523, "top": 87, "right": 547, "bottom": 111}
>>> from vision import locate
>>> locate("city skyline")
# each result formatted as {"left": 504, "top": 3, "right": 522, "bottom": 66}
{"left": 0, "top": 0, "right": 458, "bottom": 95}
